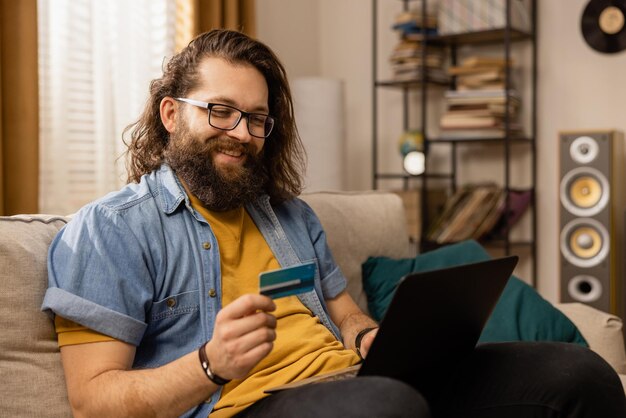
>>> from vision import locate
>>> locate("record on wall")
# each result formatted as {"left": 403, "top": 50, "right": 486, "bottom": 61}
{"left": 581, "top": 0, "right": 626, "bottom": 53}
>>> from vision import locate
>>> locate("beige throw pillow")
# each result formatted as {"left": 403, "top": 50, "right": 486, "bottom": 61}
{"left": 0, "top": 215, "right": 72, "bottom": 417}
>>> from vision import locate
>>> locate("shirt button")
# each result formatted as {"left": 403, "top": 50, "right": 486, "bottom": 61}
{"left": 202, "top": 242, "right": 211, "bottom": 250}
{"left": 208, "top": 289, "right": 217, "bottom": 298}
{"left": 166, "top": 297, "right": 177, "bottom": 308}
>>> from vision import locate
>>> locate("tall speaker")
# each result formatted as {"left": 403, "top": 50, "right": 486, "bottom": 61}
{"left": 559, "top": 130, "right": 625, "bottom": 319}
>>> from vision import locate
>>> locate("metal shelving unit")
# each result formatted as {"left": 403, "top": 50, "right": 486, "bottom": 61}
{"left": 372, "top": 0, "right": 537, "bottom": 285}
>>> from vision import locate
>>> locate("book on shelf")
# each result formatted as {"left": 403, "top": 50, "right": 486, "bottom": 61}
{"left": 391, "top": 56, "right": 445, "bottom": 70}
{"left": 449, "top": 186, "right": 503, "bottom": 242}
{"left": 457, "top": 72, "right": 506, "bottom": 90}
{"left": 440, "top": 88, "right": 522, "bottom": 137}
{"left": 448, "top": 65, "right": 509, "bottom": 76}
{"left": 460, "top": 56, "right": 513, "bottom": 68}
{"left": 457, "top": 81, "right": 506, "bottom": 91}
{"left": 394, "top": 10, "right": 438, "bottom": 29}
{"left": 444, "top": 89, "right": 520, "bottom": 99}
{"left": 390, "top": 40, "right": 445, "bottom": 60}
{"left": 441, "top": 109, "right": 504, "bottom": 118}
{"left": 440, "top": 116, "right": 511, "bottom": 129}
{"left": 436, "top": 186, "right": 495, "bottom": 243}
{"left": 443, "top": 90, "right": 521, "bottom": 109}
{"left": 447, "top": 102, "right": 517, "bottom": 114}
{"left": 472, "top": 189, "right": 507, "bottom": 240}
{"left": 426, "top": 186, "right": 474, "bottom": 242}
{"left": 456, "top": 69, "right": 504, "bottom": 84}
{"left": 392, "top": 69, "right": 451, "bottom": 84}
{"left": 445, "top": 95, "right": 520, "bottom": 106}
{"left": 389, "top": 45, "right": 446, "bottom": 82}
{"left": 427, "top": 184, "right": 505, "bottom": 243}
{"left": 392, "top": 23, "right": 439, "bottom": 37}
{"left": 436, "top": 127, "right": 523, "bottom": 140}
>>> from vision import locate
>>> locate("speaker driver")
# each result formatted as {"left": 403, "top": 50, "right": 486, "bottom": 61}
{"left": 560, "top": 218, "right": 609, "bottom": 268}
{"left": 569, "top": 226, "right": 602, "bottom": 258}
{"left": 570, "top": 135, "right": 599, "bottom": 164}
{"left": 560, "top": 167, "right": 609, "bottom": 217}
{"left": 567, "top": 275, "right": 603, "bottom": 302}
{"left": 570, "top": 176, "right": 602, "bottom": 208}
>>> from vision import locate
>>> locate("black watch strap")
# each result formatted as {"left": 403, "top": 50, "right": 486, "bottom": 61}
{"left": 355, "top": 327, "right": 377, "bottom": 360}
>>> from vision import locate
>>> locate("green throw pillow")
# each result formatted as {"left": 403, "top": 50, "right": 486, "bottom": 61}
{"left": 362, "top": 240, "right": 588, "bottom": 347}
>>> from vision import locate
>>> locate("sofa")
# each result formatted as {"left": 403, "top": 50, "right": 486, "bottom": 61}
{"left": 1, "top": 191, "right": 625, "bottom": 416}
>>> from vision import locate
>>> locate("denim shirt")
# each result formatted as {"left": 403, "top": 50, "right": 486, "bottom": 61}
{"left": 42, "top": 164, "right": 347, "bottom": 417}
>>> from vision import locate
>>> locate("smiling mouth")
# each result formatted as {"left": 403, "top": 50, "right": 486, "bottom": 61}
{"left": 220, "top": 149, "right": 244, "bottom": 158}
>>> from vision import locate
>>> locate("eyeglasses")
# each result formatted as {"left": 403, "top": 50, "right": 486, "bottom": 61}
{"left": 175, "top": 98, "right": 275, "bottom": 138}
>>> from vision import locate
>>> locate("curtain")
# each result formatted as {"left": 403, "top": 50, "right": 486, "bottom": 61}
{"left": 38, "top": 0, "right": 177, "bottom": 214}
{"left": 175, "top": 0, "right": 256, "bottom": 51}
{"left": 0, "top": 0, "right": 39, "bottom": 215}
{"left": 37, "top": 0, "right": 256, "bottom": 215}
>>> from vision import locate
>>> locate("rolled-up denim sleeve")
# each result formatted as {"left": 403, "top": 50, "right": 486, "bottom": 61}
{"left": 42, "top": 204, "right": 153, "bottom": 346}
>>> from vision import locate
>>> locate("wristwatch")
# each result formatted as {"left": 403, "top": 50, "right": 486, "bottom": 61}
{"left": 355, "top": 327, "right": 377, "bottom": 360}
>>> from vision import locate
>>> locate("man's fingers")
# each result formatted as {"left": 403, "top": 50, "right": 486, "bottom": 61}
{"left": 222, "top": 326, "right": 277, "bottom": 358}
{"left": 218, "top": 311, "right": 277, "bottom": 342}
{"left": 220, "top": 294, "right": 276, "bottom": 319}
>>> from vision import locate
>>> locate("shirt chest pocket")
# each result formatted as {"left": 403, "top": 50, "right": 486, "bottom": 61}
{"left": 150, "top": 289, "right": 200, "bottom": 322}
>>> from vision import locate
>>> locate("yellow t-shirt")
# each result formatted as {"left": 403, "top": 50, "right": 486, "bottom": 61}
{"left": 55, "top": 190, "right": 360, "bottom": 417}
{"left": 190, "top": 194, "right": 359, "bottom": 418}
{"left": 54, "top": 316, "right": 115, "bottom": 346}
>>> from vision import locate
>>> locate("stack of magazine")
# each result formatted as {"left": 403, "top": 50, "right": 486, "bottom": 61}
{"left": 439, "top": 56, "right": 522, "bottom": 139}
{"left": 389, "top": 8, "right": 449, "bottom": 84}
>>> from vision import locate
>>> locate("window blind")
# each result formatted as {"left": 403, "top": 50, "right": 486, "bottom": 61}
{"left": 38, "top": 0, "right": 177, "bottom": 214}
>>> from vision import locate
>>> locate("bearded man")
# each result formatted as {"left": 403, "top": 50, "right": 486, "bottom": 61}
{"left": 43, "top": 30, "right": 625, "bottom": 418}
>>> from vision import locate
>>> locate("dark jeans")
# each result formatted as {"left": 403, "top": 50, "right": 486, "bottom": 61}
{"left": 235, "top": 342, "right": 626, "bottom": 418}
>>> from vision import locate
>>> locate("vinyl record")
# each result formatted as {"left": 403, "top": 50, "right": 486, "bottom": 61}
{"left": 581, "top": 0, "right": 626, "bottom": 53}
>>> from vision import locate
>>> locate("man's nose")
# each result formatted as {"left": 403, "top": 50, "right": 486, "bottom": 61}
{"left": 226, "top": 118, "right": 252, "bottom": 143}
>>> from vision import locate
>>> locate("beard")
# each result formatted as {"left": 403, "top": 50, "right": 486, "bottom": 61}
{"left": 164, "top": 121, "right": 268, "bottom": 212}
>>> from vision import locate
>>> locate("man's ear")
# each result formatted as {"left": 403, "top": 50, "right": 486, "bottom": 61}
{"left": 160, "top": 97, "right": 178, "bottom": 133}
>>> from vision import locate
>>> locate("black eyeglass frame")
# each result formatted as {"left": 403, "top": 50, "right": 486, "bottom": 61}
{"left": 174, "top": 97, "right": 275, "bottom": 138}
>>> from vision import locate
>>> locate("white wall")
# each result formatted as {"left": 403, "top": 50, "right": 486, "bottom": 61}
{"left": 256, "top": 0, "right": 626, "bottom": 303}
{"left": 256, "top": 0, "right": 320, "bottom": 77}
{"left": 538, "top": 0, "right": 626, "bottom": 302}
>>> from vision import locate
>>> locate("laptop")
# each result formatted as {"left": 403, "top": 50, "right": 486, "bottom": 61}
{"left": 265, "top": 255, "right": 518, "bottom": 393}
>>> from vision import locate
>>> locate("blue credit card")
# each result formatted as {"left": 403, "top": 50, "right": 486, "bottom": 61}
{"left": 259, "top": 262, "right": 316, "bottom": 299}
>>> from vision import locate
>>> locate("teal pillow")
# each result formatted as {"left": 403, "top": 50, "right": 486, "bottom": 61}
{"left": 362, "top": 240, "right": 588, "bottom": 346}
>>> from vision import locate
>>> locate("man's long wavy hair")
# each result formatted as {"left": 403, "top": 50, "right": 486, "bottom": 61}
{"left": 124, "top": 29, "right": 305, "bottom": 203}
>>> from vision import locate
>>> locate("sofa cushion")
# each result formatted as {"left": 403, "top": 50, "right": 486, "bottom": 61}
{"left": 301, "top": 191, "right": 411, "bottom": 313}
{"left": 362, "top": 240, "right": 588, "bottom": 346}
{"left": 0, "top": 215, "right": 72, "bottom": 417}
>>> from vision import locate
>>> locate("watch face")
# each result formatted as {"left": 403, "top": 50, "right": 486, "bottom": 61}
{"left": 403, "top": 151, "right": 425, "bottom": 175}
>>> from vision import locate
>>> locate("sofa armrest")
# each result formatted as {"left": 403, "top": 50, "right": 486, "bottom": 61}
{"left": 555, "top": 302, "right": 626, "bottom": 375}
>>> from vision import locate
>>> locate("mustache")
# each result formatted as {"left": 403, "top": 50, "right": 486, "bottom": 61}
{"left": 201, "top": 137, "right": 255, "bottom": 157}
